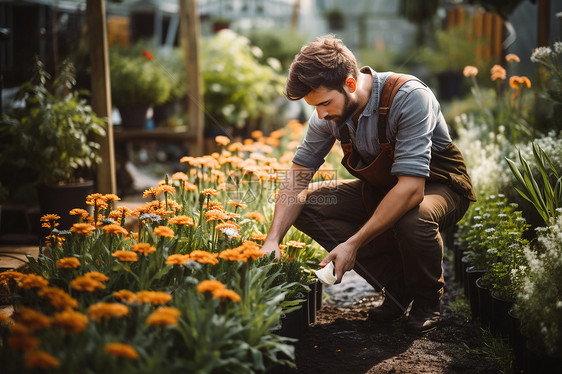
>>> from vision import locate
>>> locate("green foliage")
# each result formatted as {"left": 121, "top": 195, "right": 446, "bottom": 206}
{"left": 109, "top": 45, "right": 172, "bottom": 108}
{"left": 531, "top": 42, "right": 562, "bottom": 134}
{"left": 506, "top": 142, "right": 562, "bottom": 226}
{"left": 0, "top": 58, "right": 106, "bottom": 185}
{"left": 201, "top": 30, "right": 285, "bottom": 130}
{"left": 246, "top": 29, "right": 307, "bottom": 71}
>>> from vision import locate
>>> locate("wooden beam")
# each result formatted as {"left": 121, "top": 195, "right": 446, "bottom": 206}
{"left": 87, "top": 0, "right": 116, "bottom": 194}
{"left": 179, "top": 0, "right": 204, "bottom": 156}
{"left": 537, "top": 0, "right": 550, "bottom": 47}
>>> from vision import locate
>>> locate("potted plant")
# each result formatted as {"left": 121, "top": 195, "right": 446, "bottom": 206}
{"left": 212, "top": 16, "right": 231, "bottom": 33}
{"left": 109, "top": 48, "right": 171, "bottom": 129}
{"left": 152, "top": 47, "right": 186, "bottom": 127}
{"left": 0, "top": 58, "right": 106, "bottom": 230}
{"left": 324, "top": 8, "right": 344, "bottom": 30}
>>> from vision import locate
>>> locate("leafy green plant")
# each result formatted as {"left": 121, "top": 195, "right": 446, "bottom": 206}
{"left": 0, "top": 58, "right": 106, "bottom": 185}
{"left": 505, "top": 142, "right": 562, "bottom": 226}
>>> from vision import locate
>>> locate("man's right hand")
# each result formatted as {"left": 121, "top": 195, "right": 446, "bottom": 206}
{"left": 261, "top": 240, "right": 281, "bottom": 259}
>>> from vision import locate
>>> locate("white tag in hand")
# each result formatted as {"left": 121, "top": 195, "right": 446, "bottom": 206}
{"left": 315, "top": 261, "right": 337, "bottom": 285}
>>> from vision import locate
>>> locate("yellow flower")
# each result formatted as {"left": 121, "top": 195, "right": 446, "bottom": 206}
{"left": 38, "top": 287, "right": 78, "bottom": 310}
{"left": 88, "top": 302, "right": 129, "bottom": 321}
{"left": 14, "top": 307, "right": 51, "bottom": 330}
{"left": 25, "top": 350, "right": 60, "bottom": 369}
{"left": 71, "top": 275, "right": 105, "bottom": 292}
{"left": 168, "top": 215, "right": 194, "bottom": 226}
{"left": 112, "top": 250, "right": 138, "bottom": 262}
{"left": 246, "top": 211, "right": 266, "bottom": 223}
{"left": 131, "top": 243, "right": 157, "bottom": 255}
{"left": 57, "top": 257, "right": 81, "bottom": 269}
{"left": 189, "top": 250, "right": 219, "bottom": 265}
{"left": 53, "top": 310, "right": 89, "bottom": 334}
{"left": 105, "top": 342, "right": 139, "bottom": 360}
{"left": 143, "top": 187, "right": 159, "bottom": 198}
{"left": 153, "top": 226, "right": 175, "bottom": 238}
{"left": 197, "top": 279, "right": 226, "bottom": 294}
{"left": 102, "top": 224, "right": 128, "bottom": 236}
{"left": 462, "top": 65, "right": 478, "bottom": 77}
{"left": 19, "top": 274, "right": 49, "bottom": 290}
{"left": 71, "top": 223, "right": 96, "bottom": 236}
{"left": 146, "top": 307, "right": 181, "bottom": 326}
{"left": 506, "top": 53, "right": 520, "bottom": 62}
{"left": 165, "top": 254, "right": 190, "bottom": 265}
{"left": 136, "top": 291, "right": 173, "bottom": 305}
{"left": 215, "top": 135, "right": 231, "bottom": 146}
{"left": 114, "top": 289, "right": 138, "bottom": 303}
{"left": 213, "top": 288, "right": 241, "bottom": 302}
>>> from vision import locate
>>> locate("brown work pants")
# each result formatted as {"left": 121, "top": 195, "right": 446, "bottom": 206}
{"left": 293, "top": 179, "right": 470, "bottom": 304}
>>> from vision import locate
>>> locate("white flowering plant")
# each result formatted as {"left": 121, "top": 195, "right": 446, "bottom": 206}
{"left": 514, "top": 210, "right": 562, "bottom": 358}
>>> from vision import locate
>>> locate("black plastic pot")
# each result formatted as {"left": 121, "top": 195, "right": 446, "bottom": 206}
{"left": 118, "top": 106, "right": 149, "bottom": 129}
{"left": 466, "top": 267, "right": 487, "bottom": 321}
{"left": 278, "top": 298, "right": 309, "bottom": 339}
{"left": 476, "top": 277, "right": 492, "bottom": 330}
{"left": 508, "top": 309, "right": 525, "bottom": 373}
{"left": 316, "top": 282, "right": 323, "bottom": 311}
{"left": 454, "top": 240, "right": 468, "bottom": 284}
{"left": 307, "top": 282, "right": 317, "bottom": 324}
{"left": 524, "top": 338, "right": 562, "bottom": 373}
{"left": 461, "top": 255, "right": 470, "bottom": 297}
{"left": 490, "top": 291, "right": 513, "bottom": 339}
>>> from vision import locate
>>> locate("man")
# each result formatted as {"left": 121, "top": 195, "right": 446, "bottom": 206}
{"left": 262, "top": 35, "right": 476, "bottom": 333}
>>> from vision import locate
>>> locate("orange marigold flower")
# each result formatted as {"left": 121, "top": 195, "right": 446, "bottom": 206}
{"left": 143, "top": 187, "right": 159, "bottom": 198}
{"left": 520, "top": 76, "right": 531, "bottom": 88}
{"left": 509, "top": 76, "right": 524, "bottom": 89}
{"left": 219, "top": 248, "right": 243, "bottom": 261}
{"left": 0, "top": 312, "right": 12, "bottom": 325}
{"left": 153, "top": 225, "right": 174, "bottom": 238}
{"left": 215, "top": 135, "right": 231, "bottom": 146}
{"left": 141, "top": 50, "right": 153, "bottom": 60}
{"left": 131, "top": 243, "right": 157, "bottom": 255}
{"left": 462, "top": 65, "right": 478, "bottom": 77}
{"left": 506, "top": 53, "right": 520, "bottom": 62}
{"left": 104, "top": 194, "right": 120, "bottom": 202}
{"left": 227, "top": 200, "right": 247, "bottom": 209}
{"left": 44, "top": 234, "right": 65, "bottom": 247}
{"left": 205, "top": 209, "right": 229, "bottom": 223}
{"left": 19, "top": 274, "right": 49, "bottom": 290}
{"left": 168, "top": 215, "right": 194, "bottom": 226}
{"left": 38, "top": 287, "right": 78, "bottom": 310}
{"left": 71, "top": 223, "right": 96, "bottom": 236}
{"left": 490, "top": 65, "right": 506, "bottom": 81}
{"left": 88, "top": 302, "right": 129, "bottom": 321}
{"left": 71, "top": 275, "right": 105, "bottom": 292}
{"left": 146, "top": 307, "right": 181, "bottom": 326}
{"left": 165, "top": 254, "right": 190, "bottom": 265}
{"left": 57, "top": 257, "right": 81, "bottom": 269}
{"left": 112, "top": 250, "right": 138, "bottom": 262}
{"left": 201, "top": 188, "right": 219, "bottom": 197}
{"left": 205, "top": 201, "right": 224, "bottom": 211}
{"left": 14, "top": 307, "right": 51, "bottom": 330}
{"left": 251, "top": 130, "right": 263, "bottom": 139}
{"left": 213, "top": 288, "right": 241, "bottom": 302}
{"left": 197, "top": 279, "right": 226, "bottom": 294}
{"left": 172, "top": 172, "right": 189, "bottom": 181}
{"left": 84, "top": 271, "right": 109, "bottom": 282}
{"left": 215, "top": 222, "right": 240, "bottom": 231}
{"left": 250, "top": 233, "right": 267, "bottom": 241}
{"left": 25, "top": 350, "right": 60, "bottom": 369}
{"left": 0, "top": 270, "right": 25, "bottom": 282}
{"left": 216, "top": 183, "right": 236, "bottom": 191}
{"left": 69, "top": 208, "right": 89, "bottom": 218}
{"left": 8, "top": 334, "right": 39, "bottom": 351}
{"left": 105, "top": 342, "right": 139, "bottom": 360}
{"left": 86, "top": 193, "right": 108, "bottom": 209}
{"left": 53, "top": 310, "right": 89, "bottom": 334}
{"left": 184, "top": 181, "right": 197, "bottom": 191}
{"left": 158, "top": 183, "right": 176, "bottom": 195}
{"left": 109, "top": 207, "right": 134, "bottom": 221}
{"left": 189, "top": 250, "right": 219, "bottom": 265}
{"left": 136, "top": 291, "right": 173, "bottom": 305}
{"left": 114, "top": 289, "right": 138, "bottom": 303}
{"left": 246, "top": 211, "right": 266, "bottom": 223}
{"left": 102, "top": 224, "right": 128, "bottom": 236}
{"left": 40, "top": 214, "right": 61, "bottom": 222}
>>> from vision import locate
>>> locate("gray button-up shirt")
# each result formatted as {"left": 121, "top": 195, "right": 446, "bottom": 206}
{"left": 292, "top": 67, "right": 452, "bottom": 178}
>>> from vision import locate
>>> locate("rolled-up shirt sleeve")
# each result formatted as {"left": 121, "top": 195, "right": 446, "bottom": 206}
{"left": 389, "top": 87, "right": 437, "bottom": 178}
{"left": 292, "top": 111, "right": 336, "bottom": 170}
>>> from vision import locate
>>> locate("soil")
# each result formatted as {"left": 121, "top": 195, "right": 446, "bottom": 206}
{"left": 285, "top": 264, "right": 502, "bottom": 374}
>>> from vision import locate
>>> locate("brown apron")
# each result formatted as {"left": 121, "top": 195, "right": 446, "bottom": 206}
{"left": 339, "top": 74, "right": 477, "bottom": 213}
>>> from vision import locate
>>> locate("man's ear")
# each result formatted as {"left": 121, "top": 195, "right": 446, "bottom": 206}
{"left": 345, "top": 77, "right": 357, "bottom": 93}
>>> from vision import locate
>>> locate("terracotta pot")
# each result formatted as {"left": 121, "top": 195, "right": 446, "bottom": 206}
{"left": 475, "top": 277, "right": 492, "bottom": 330}
{"left": 466, "top": 267, "right": 487, "bottom": 321}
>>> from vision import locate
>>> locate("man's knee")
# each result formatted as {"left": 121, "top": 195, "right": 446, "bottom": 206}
{"left": 394, "top": 205, "right": 439, "bottom": 241}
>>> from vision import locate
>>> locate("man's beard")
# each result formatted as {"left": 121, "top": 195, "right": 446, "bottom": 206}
{"left": 326, "top": 92, "right": 358, "bottom": 125}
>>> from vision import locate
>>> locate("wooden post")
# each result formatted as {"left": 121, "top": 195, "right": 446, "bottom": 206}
{"left": 537, "top": 0, "right": 550, "bottom": 47}
{"left": 87, "top": 0, "right": 116, "bottom": 194}
{"left": 179, "top": 0, "right": 204, "bottom": 156}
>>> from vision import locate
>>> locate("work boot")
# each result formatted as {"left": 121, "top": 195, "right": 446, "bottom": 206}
{"left": 368, "top": 287, "right": 412, "bottom": 323}
{"left": 405, "top": 300, "right": 441, "bottom": 334}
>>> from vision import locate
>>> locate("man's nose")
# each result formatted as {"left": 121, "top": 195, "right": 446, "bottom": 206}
{"left": 317, "top": 108, "right": 327, "bottom": 119}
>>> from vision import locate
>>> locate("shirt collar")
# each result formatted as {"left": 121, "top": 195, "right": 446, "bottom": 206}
{"left": 360, "top": 66, "right": 379, "bottom": 118}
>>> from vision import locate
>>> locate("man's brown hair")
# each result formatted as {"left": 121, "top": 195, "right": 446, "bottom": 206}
{"left": 284, "top": 35, "right": 359, "bottom": 101}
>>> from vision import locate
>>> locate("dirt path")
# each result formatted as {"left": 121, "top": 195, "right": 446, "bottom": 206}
{"left": 288, "top": 265, "right": 502, "bottom": 374}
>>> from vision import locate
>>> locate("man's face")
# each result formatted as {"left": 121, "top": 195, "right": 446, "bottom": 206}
{"left": 304, "top": 86, "right": 358, "bottom": 125}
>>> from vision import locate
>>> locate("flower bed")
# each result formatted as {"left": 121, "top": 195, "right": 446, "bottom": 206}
{"left": 0, "top": 121, "right": 332, "bottom": 373}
